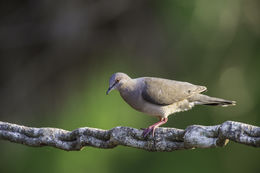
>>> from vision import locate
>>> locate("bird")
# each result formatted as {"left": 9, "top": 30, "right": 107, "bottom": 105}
{"left": 106, "top": 72, "right": 236, "bottom": 137}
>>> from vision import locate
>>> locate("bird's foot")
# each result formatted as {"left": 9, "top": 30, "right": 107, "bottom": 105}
{"left": 142, "top": 117, "right": 168, "bottom": 137}
{"left": 142, "top": 127, "right": 156, "bottom": 137}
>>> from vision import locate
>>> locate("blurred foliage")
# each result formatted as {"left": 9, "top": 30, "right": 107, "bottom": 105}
{"left": 0, "top": 0, "right": 260, "bottom": 173}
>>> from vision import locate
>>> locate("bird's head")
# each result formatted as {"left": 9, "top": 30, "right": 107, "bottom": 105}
{"left": 106, "top": 72, "right": 131, "bottom": 95}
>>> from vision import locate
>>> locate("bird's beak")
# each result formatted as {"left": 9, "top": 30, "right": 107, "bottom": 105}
{"left": 106, "top": 86, "right": 112, "bottom": 95}
{"left": 106, "top": 82, "right": 117, "bottom": 95}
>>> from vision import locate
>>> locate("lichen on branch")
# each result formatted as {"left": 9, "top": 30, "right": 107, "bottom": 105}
{"left": 0, "top": 121, "right": 259, "bottom": 151}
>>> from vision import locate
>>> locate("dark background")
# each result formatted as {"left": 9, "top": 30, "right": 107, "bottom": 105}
{"left": 0, "top": 0, "right": 260, "bottom": 172}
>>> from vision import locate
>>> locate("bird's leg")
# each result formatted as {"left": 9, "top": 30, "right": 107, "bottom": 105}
{"left": 142, "top": 117, "right": 168, "bottom": 137}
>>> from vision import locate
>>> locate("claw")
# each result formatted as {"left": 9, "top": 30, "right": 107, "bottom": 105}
{"left": 142, "top": 127, "right": 153, "bottom": 137}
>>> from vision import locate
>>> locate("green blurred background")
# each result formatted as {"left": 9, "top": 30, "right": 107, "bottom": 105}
{"left": 0, "top": 0, "right": 260, "bottom": 172}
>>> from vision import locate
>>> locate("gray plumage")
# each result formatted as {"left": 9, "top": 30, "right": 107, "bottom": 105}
{"left": 106, "top": 72, "right": 235, "bottom": 119}
{"left": 106, "top": 72, "right": 236, "bottom": 136}
{"left": 141, "top": 77, "right": 207, "bottom": 106}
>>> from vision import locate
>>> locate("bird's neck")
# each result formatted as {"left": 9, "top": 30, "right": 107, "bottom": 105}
{"left": 118, "top": 79, "right": 136, "bottom": 93}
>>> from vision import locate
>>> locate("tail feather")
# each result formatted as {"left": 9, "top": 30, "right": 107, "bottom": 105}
{"left": 189, "top": 94, "right": 236, "bottom": 107}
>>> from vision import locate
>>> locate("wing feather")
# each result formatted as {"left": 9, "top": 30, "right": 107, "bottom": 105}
{"left": 141, "top": 78, "right": 206, "bottom": 106}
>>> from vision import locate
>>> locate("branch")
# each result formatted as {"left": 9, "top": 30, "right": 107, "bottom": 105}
{"left": 0, "top": 121, "right": 259, "bottom": 151}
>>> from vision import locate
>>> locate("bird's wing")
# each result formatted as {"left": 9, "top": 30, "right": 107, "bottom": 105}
{"left": 141, "top": 77, "right": 207, "bottom": 106}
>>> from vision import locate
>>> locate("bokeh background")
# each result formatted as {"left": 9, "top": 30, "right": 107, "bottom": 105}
{"left": 0, "top": 0, "right": 260, "bottom": 172}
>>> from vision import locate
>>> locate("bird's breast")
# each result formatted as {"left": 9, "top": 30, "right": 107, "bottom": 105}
{"left": 119, "top": 88, "right": 144, "bottom": 112}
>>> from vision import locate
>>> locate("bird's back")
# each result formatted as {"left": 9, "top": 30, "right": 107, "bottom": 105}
{"left": 141, "top": 77, "right": 207, "bottom": 106}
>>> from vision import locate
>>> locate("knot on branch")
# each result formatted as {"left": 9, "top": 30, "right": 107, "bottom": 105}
{"left": 184, "top": 125, "right": 222, "bottom": 148}
{"left": 219, "top": 121, "right": 260, "bottom": 147}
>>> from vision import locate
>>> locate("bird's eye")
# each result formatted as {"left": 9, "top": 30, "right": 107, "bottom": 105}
{"left": 116, "top": 79, "right": 120, "bottom": 83}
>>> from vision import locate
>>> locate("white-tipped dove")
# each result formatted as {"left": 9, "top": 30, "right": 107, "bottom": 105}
{"left": 106, "top": 72, "right": 236, "bottom": 137}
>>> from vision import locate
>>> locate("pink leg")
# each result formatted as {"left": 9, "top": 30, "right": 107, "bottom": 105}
{"left": 142, "top": 117, "right": 168, "bottom": 137}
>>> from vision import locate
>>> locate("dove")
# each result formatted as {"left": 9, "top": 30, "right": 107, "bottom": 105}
{"left": 106, "top": 72, "right": 235, "bottom": 137}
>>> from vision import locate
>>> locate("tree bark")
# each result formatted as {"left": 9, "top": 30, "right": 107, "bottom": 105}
{"left": 0, "top": 121, "right": 259, "bottom": 151}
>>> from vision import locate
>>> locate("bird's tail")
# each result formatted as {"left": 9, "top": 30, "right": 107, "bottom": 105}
{"left": 189, "top": 94, "right": 236, "bottom": 107}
